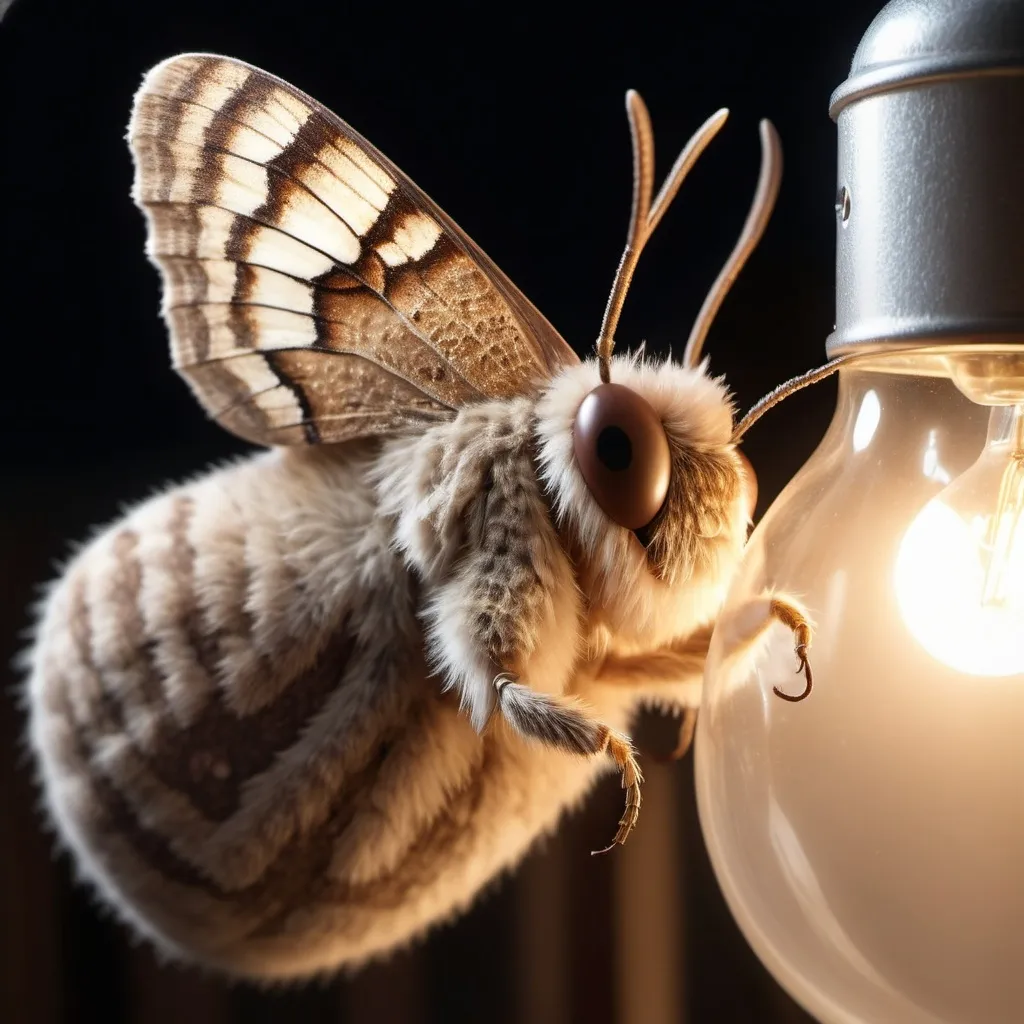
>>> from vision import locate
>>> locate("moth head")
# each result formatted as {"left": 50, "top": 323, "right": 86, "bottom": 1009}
{"left": 536, "top": 356, "right": 755, "bottom": 648}
{"left": 537, "top": 91, "right": 779, "bottom": 649}
{"left": 571, "top": 379, "right": 757, "bottom": 536}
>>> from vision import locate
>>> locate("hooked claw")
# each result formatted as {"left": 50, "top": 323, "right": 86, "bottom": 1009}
{"left": 767, "top": 596, "right": 814, "bottom": 703}
{"left": 773, "top": 644, "right": 812, "bottom": 702}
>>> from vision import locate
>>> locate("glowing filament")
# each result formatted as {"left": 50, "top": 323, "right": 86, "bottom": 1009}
{"left": 894, "top": 407, "right": 1024, "bottom": 677}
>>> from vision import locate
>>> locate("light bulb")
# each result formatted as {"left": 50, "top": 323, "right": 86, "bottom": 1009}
{"left": 694, "top": 2, "right": 1024, "bottom": 1020}
{"left": 894, "top": 406, "right": 1024, "bottom": 678}
{"left": 696, "top": 359, "right": 1024, "bottom": 1024}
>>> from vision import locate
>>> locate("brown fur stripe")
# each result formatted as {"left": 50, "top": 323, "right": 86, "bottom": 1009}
{"left": 163, "top": 496, "right": 224, "bottom": 686}
{"left": 66, "top": 572, "right": 127, "bottom": 739}
{"left": 53, "top": 679, "right": 383, "bottom": 902}
{"left": 143, "top": 618, "right": 356, "bottom": 820}
{"left": 58, "top": 493, "right": 369, "bottom": 824}
{"left": 66, "top": 687, "right": 432, "bottom": 911}
{"left": 45, "top": 670, "right": 217, "bottom": 894}
{"left": 76, "top": 497, "right": 362, "bottom": 820}
{"left": 85, "top": 734, "right": 220, "bottom": 892}
{"left": 105, "top": 528, "right": 179, "bottom": 726}
{"left": 49, "top": 633, "right": 404, "bottom": 904}
{"left": 246, "top": 722, "right": 494, "bottom": 939}
{"left": 128, "top": 495, "right": 222, "bottom": 730}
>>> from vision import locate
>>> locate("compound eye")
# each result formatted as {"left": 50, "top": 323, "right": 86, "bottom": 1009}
{"left": 572, "top": 382, "right": 671, "bottom": 531}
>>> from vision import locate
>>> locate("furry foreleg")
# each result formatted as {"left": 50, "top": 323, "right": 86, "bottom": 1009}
{"left": 383, "top": 405, "right": 582, "bottom": 732}
{"left": 491, "top": 672, "right": 642, "bottom": 854}
{"left": 593, "top": 626, "right": 711, "bottom": 760}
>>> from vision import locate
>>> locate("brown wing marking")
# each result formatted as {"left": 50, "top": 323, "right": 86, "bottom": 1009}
{"left": 129, "top": 54, "right": 580, "bottom": 447}
{"left": 185, "top": 349, "right": 452, "bottom": 446}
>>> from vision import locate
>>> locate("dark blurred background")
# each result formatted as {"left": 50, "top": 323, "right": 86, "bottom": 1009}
{"left": 0, "top": 0, "right": 882, "bottom": 1020}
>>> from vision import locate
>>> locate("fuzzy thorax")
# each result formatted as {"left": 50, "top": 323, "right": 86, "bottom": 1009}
{"left": 374, "top": 354, "right": 751, "bottom": 731}
{"left": 535, "top": 355, "right": 751, "bottom": 655}
{"left": 376, "top": 401, "right": 582, "bottom": 731}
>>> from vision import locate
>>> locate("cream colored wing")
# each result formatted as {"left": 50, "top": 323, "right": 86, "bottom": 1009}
{"left": 129, "top": 53, "right": 579, "bottom": 446}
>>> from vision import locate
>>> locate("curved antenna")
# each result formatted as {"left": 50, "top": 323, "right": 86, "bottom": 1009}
{"left": 731, "top": 355, "right": 851, "bottom": 442}
{"left": 596, "top": 95, "right": 729, "bottom": 383}
{"left": 683, "top": 119, "right": 783, "bottom": 368}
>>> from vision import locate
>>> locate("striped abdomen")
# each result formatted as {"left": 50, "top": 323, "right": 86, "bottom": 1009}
{"left": 25, "top": 444, "right": 601, "bottom": 979}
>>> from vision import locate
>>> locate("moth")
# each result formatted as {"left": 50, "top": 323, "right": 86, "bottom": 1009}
{"left": 24, "top": 53, "right": 815, "bottom": 980}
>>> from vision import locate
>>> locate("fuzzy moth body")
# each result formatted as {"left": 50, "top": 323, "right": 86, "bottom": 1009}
{"left": 26, "top": 437, "right": 593, "bottom": 979}
{"left": 23, "top": 53, "right": 772, "bottom": 981}
{"left": 27, "top": 372, "right": 745, "bottom": 979}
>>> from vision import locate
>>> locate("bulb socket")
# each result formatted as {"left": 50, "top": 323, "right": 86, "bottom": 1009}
{"left": 827, "top": 0, "right": 1024, "bottom": 357}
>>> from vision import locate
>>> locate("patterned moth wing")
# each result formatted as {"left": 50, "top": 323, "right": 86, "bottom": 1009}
{"left": 129, "top": 53, "right": 580, "bottom": 446}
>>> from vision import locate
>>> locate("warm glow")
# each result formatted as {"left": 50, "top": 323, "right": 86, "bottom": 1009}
{"left": 698, "top": 368, "right": 1024, "bottom": 1024}
{"left": 894, "top": 496, "right": 1024, "bottom": 676}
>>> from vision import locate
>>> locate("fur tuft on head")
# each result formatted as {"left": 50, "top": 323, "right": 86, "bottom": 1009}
{"left": 534, "top": 354, "right": 750, "bottom": 653}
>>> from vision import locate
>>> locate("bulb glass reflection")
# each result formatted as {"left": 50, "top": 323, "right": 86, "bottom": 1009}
{"left": 894, "top": 405, "right": 1024, "bottom": 676}
{"left": 696, "top": 353, "right": 1024, "bottom": 1024}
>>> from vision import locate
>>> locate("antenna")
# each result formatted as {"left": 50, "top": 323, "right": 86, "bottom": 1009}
{"left": 683, "top": 119, "right": 783, "bottom": 367}
{"left": 731, "top": 356, "right": 851, "bottom": 442}
{"left": 595, "top": 94, "right": 728, "bottom": 383}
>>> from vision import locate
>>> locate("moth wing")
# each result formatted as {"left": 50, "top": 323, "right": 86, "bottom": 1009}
{"left": 129, "top": 53, "right": 579, "bottom": 446}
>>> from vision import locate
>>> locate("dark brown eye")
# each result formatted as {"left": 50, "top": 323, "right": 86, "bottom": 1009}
{"left": 573, "top": 382, "right": 671, "bottom": 530}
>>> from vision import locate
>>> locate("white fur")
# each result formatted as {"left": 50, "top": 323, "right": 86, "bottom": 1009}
{"left": 376, "top": 400, "right": 584, "bottom": 730}
{"left": 535, "top": 354, "right": 750, "bottom": 654}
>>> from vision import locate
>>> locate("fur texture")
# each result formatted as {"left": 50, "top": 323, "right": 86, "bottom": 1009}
{"left": 536, "top": 356, "right": 748, "bottom": 653}
{"left": 25, "top": 354, "right": 753, "bottom": 980}
{"left": 377, "top": 398, "right": 581, "bottom": 730}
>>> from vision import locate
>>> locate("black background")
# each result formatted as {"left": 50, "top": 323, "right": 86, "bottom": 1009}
{"left": 0, "top": 1, "right": 880, "bottom": 1021}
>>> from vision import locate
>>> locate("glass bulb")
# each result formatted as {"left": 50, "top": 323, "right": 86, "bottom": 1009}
{"left": 894, "top": 405, "right": 1024, "bottom": 677}
{"left": 696, "top": 354, "right": 1024, "bottom": 1024}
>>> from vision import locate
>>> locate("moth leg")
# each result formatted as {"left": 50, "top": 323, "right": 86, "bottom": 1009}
{"left": 592, "top": 628, "right": 710, "bottom": 762}
{"left": 768, "top": 596, "right": 813, "bottom": 702}
{"left": 492, "top": 672, "right": 643, "bottom": 854}
{"left": 661, "top": 706, "right": 699, "bottom": 763}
